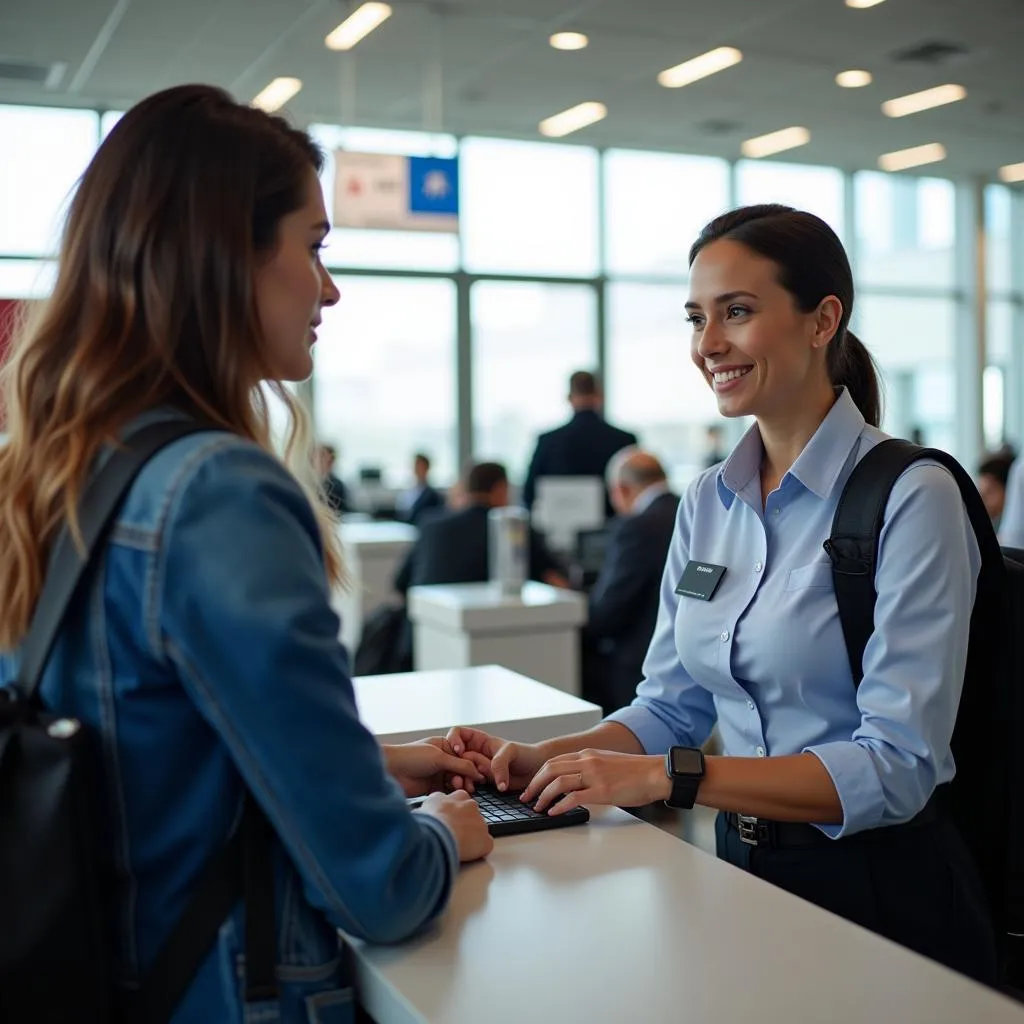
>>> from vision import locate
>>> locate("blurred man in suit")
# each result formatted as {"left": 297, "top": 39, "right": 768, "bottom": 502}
{"left": 394, "top": 461, "right": 569, "bottom": 594}
{"left": 522, "top": 370, "right": 637, "bottom": 516}
{"left": 397, "top": 452, "right": 445, "bottom": 526}
{"left": 582, "top": 448, "right": 679, "bottom": 714}
{"left": 316, "top": 444, "right": 350, "bottom": 515}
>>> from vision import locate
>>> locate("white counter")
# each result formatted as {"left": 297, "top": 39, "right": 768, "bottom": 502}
{"left": 407, "top": 581, "right": 587, "bottom": 695}
{"left": 333, "top": 521, "right": 418, "bottom": 653}
{"left": 353, "top": 664, "right": 602, "bottom": 745}
{"left": 351, "top": 806, "right": 1024, "bottom": 1024}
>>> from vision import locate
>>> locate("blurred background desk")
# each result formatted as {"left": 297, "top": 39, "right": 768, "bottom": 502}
{"left": 407, "top": 582, "right": 587, "bottom": 695}
{"left": 335, "top": 521, "right": 417, "bottom": 653}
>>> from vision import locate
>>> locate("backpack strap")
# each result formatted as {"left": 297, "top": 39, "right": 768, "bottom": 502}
{"left": 10, "top": 419, "right": 279, "bottom": 1022}
{"left": 825, "top": 439, "right": 1002, "bottom": 685}
{"left": 14, "top": 419, "right": 213, "bottom": 703}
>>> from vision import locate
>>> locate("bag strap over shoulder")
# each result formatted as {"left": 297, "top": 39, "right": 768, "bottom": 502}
{"left": 825, "top": 439, "right": 1002, "bottom": 684}
{"left": 14, "top": 419, "right": 213, "bottom": 703}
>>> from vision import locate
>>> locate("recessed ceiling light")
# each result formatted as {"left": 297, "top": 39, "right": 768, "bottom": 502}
{"left": 325, "top": 2, "right": 392, "bottom": 51}
{"left": 999, "top": 162, "right": 1024, "bottom": 184}
{"left": 658, "top": 47, "right": 743, "bottom": 89}
{"left": 550, "top": 32, "right": 589, "bottom": 51}
{"left": 836, "top": 69, "right": 873, "bottom": 88}
{"left": 538, "top": 101, "right": 607, "bottom": 138}
{"left": 878, "top": 142, "right": 947, "bottom": 172}
{"left": 882, "top": 83, "right": 966, "bottom": 117}
{"left": 741, "top": 126, "right": 811, "bottom": 159}
{"left": 251, "top": 77, "right": 302, "bottom": 113}
{"left": 846, "top": 0, "right": 887, "bottom": 8}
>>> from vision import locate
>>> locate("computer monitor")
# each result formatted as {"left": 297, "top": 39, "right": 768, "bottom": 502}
{"left": 532, "top": 476, "right": 605, "bottom": 553}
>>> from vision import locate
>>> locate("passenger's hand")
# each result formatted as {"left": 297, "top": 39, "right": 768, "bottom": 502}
{"left": 523, "top": 749, "right": 670, "bottom": 815}
{"left": 445, "top": 727, "right": 547, "bottom": 793}
{"left": 384, "top": 738, "right": 488, "bottom": 798}
{"left": 417, "top": 791, "right": 494, "bottom": 862}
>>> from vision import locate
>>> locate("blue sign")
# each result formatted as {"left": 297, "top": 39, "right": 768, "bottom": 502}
{"left": 407, "top": 156, "right": 459, "bottom": 218}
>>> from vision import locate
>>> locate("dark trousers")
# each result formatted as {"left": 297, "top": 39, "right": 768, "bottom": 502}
{"left": 716, "top": 812, "right": 998, "bottom": 985}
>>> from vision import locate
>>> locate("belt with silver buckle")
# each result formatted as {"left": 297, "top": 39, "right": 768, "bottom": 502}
{"left": 735, "top": 814, "right": 770, "bottom": 847}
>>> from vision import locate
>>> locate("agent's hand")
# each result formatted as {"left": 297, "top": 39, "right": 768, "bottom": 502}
{"left": 523, "top": 749, "right": 670, "bottom": 815}
{"left": 384, "top": 738, "right": 489, "bottom": 798}
{"left": 445, "top": 727, "right": 548, "bottom": 793}
{"left": 417, "top": 791, "right": 494, "bottom": 862}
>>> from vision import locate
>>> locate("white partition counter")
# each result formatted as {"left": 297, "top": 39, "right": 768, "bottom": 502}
{"left": 407, "top": 581, "right": 587, "bottom": 695}
{"left": 353, "top": 664, "right": 602, "bottom": 745}
{"left": 333, "top": 521, "right": 417, "bottom": 653}
{"left": 350, "top": 807, "right": 1024, "bottom": 1024}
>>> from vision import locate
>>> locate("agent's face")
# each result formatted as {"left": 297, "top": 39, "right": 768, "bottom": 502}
{"left": 687, "top": 239, "right": 837, "bottom": 420}
{"left": 254, "top": 170, "right": 340, "bottom": 382}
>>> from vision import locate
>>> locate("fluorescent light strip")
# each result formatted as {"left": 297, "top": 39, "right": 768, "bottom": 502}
{"left": 251, "top": 77, "right": 302, "bottom": 113}
{"left": 658, "top": 46, "right": 742, "bottom": 89}
{"left": 999, "top": 162, "right": 1024, "bottom": 184}
{"left": 846, "top": 0, "right": 887, "bottom": 8}
{"left": 550, "top": 31, "right": 589, "bottom": 51}
{"left": 878, "top": 142, "right": 947, "bottom": 172}
{"left": 836, "top": 69, "right": 872, "bottom": 88}
{"left": 325, "top": 2, "right": 392, "bottom": 51}
{"left": 741, "top": 126, "right": 810, "bottom": 159}
{"left": 538, "top": 101, "right": 607, "bottom": 138}
{"left": 882, "top": 83, "right": 966, "bottom": 118}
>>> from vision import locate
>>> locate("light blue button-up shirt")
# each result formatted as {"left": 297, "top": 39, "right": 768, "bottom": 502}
{"left": 608, "top": 388, "right": 980, "bottom": 838}
{"left": 999, "top": 458, "right": 1024, "bottom": 548}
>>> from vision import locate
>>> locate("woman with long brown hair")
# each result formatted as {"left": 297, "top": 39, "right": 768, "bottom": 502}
{"left": 0, "top": 84, "right": 491, "bottom": 1021}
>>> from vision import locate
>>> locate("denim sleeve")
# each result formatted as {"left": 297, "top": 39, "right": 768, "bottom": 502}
{"left": 155, "top": 439, "right": 457, "bottom": 943}
{"left": 606, "top": 476, "right": 718, "bottom": 754}
{"left": 806, "top": 464, "right": 980, "bottom": 837}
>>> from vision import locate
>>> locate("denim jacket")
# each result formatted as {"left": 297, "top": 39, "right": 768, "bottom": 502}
{"left": 0, "top": 414, "right": 458, "bottom": 1023}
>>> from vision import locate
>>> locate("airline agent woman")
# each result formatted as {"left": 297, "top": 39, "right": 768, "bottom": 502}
{"left": 447, "top": 205, "right": 996, "bottom": 982}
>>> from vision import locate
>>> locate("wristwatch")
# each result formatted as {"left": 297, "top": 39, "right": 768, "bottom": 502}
{"left": 664, "top": 745, "right": 706, "bottom": 810}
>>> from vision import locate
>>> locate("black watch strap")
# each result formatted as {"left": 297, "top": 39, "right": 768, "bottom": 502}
{"left": 664, "top": 746, "right": 705, "bottom": 810}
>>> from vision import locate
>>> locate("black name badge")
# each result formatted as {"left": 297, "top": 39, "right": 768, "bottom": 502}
{"left": 675, "top": 561, "right": 727, "bottom": 601}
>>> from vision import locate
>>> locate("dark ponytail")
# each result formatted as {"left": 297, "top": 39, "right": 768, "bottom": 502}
{"left": 826, "top": 329, "right": 881, "bottom": 429}
{"left": 690, "top": 204, "right": 883, "bottom": 427}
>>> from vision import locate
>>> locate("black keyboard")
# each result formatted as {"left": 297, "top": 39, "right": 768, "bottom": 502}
{"left": 473, "top": 786, "right": 590, "bottom": 836}
{"left": 409, "top": 787, "right": 590, "bottom": 837}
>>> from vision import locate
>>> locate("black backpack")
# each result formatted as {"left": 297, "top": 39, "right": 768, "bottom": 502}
{"left": 0, "top": 420, "right": 277, "bottom": 1022}
{"left": 826, "top": 439, "right": 1024, "bottom": 989}
{"left": 354, "top": 602, "right": 413, "bottom": 676}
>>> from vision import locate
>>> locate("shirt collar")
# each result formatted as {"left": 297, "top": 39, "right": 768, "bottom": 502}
{"left": 631, "top": 481, "right": 670, "bottom": 516}
{"left": 716, "top": 388, "right": 866, "bottom": 510}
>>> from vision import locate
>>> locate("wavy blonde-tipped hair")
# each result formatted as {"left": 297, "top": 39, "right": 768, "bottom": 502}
{"left": 0, "top": 84, "right": 342, "bottom": 650}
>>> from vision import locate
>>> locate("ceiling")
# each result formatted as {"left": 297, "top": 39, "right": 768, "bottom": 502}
{"left": 2, "top": 0, "right": 1024, "bottom": 179}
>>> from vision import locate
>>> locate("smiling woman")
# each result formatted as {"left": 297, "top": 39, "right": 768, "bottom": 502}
{"left": 446, "top": 206, "right": 997, "bottom": 984}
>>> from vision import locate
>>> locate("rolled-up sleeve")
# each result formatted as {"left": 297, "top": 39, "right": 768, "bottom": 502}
{"left": 607, "top": 480, "right": 718, "bottom": 754}
{"left": 157, "top": 439, "right": 457, "bottom": 943}
{"left": 806, "top": 463, "right": 980, "bottom": 837}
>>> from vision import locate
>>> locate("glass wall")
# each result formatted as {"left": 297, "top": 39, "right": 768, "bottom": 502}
{"left": 0, "top": 100, "right": 1017, "bottom": 487}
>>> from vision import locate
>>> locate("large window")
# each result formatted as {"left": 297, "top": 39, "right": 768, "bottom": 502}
{"left": 605, "top": 282, "right": 718, "bottom": 487}
{"left": 472, "top": 281, "right": 596, "bottom": 482}
{"left": 313, "top": 276, "right": 457, "bottom": 486}
{"left": 736, "top": 161, "right": 845, "bottom": 237}
{"left": 0, "top": 105, "right": 97, "bottom": 256}
{"left": 854, "top": 173, "right": 956, "bottom": 288}
{"left": 604, "top": 150, "right": 729, "bottom": 277}
{"left": 853, "top": 295, "right": 957, "bottom": 451}
{"left": 461, "top": 138, "right": 599, "bottom": 277}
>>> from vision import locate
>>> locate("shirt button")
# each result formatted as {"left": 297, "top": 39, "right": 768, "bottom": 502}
{"left": 756, "top": 746, "right": 766, "bottom": 757}
{"left": 747, "top": 700, "right": 756, "bottom": 711}
{"left": 754, "top": 561, "right": 763, "bottom": 574}
{"left": 720, "top": 630, "right": 730, "bottom": 643}
{"left": 772, "top": 508, "right": 781, "bottom": 516}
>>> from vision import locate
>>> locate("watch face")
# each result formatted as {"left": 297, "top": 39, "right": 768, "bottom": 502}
{"left": 670, "top": 747, "right": 704, "bottom": 777}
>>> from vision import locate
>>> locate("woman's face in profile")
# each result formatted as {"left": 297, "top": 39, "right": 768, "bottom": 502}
{"left": 254, "top": 170, "right": 340, "bottom": 381}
